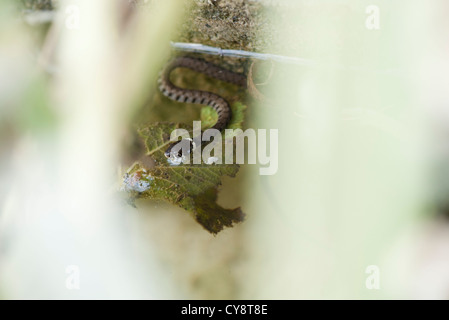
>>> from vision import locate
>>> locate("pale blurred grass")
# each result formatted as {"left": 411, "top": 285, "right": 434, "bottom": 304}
{"left": 0, "top": 0, "right": 187, "bottom": 299}
{"left": 241, "top": 0, "right": 442, "bottom": 299}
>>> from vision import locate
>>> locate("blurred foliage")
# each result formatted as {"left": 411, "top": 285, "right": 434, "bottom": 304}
{"left": 18, "top": 76, "right": 57, "bottom": 132}
{"left": 21, "top": 0, "right": 54, "bottom": 11}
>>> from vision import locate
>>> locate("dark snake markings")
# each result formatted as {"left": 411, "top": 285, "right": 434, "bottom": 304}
{"left": 158, "top": 56, "right": 247, "bottom": 160}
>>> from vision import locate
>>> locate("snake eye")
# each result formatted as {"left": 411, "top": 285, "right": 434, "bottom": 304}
{"left": 164, "top": 149, "right": 171, "bottom": 158}
{"left": 164, "top": 139, "right": 196, "bottom": 163}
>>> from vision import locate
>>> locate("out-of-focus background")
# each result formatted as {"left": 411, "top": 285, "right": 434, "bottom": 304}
{"left": 1, "top": 0, "right": 449, "bottom": 299}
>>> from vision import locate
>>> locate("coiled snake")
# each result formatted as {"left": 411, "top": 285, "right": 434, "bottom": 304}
{"left": 158, "top": 56, "right": 247, "bottom": 163}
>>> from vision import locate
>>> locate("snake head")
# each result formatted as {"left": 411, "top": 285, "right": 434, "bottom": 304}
{"left": 164, "top": 138, "right": 196, "bottom": 165}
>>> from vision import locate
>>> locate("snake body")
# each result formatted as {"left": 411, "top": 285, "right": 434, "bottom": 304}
{"left": 158, "top": 56, "right": 247, "bottom": 160}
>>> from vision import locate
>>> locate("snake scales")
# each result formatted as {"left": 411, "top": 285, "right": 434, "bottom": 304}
{"left": 158, "top": 56, "right": 247, "bottom": 161}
